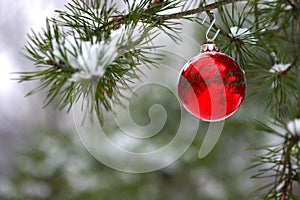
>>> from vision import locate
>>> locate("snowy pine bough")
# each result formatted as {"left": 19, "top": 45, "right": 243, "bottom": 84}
{"left": 16, "top": 0, "right": 300, "bottom": 198}
{"left": 18, "top": 0, "right": 263, "bottom": 122}
{"left": 19, "top": 0, "right": 164, "bottom": 122}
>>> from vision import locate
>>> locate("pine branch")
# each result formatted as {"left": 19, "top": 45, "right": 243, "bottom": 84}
{"left": 275, "top": 135, "right": 298, "bottom": 200}
{"left": 146, "top": 0, "right": 246, "bottom": 22}
{"left": 17, "top": 0, "right": 250, "bottom": 124}
{"left": 291, "top": 6, "right": 300, "bottom": 117}
{"left": 250, "top": 119, "right": 300, "bottom": 199}
{"left": 14, "top": 0, "right": 300, "bottom": 198}
{"left": 246, "top": 2, "right": 300, "bottom": 199}
{"left": 101, "top": 0, "right": 246, "bottom": 32}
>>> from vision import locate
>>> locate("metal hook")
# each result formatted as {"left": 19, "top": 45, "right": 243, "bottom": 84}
{"left": 201, "top": 12, "right": 220, "bottom": 43}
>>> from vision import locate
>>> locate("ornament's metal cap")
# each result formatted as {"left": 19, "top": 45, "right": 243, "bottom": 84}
{"left": 200, "top": 43, "right": 220, "bottom": 53}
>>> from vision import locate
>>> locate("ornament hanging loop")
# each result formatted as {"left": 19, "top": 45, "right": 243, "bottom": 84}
{"left": 201, "top": 12, "right": 220, "bottom": 43}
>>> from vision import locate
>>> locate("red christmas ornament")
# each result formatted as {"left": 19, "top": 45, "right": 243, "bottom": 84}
{"left": 177, "top": 44, "right": 246, "bottom": 121}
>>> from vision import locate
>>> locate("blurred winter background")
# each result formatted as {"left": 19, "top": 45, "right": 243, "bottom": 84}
{"left": 0, "top": 1, "right": 267, "bottom": 200}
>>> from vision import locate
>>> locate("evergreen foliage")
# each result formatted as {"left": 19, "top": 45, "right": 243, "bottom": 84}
{"left": 16, "top": 0, "right": 300, "bottom": 199}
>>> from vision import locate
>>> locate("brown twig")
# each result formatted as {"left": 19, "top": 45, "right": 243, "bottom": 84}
{"left": 99, "top": 0, "right": 246, "bottom": 31}
{"left": 148, "top": 0, "right": 164, "bottom": 9}
{"left": 147, "top": 0, "right": 245, "bottom": 22}
{"left": 275, "top": 134, "right": 300, "bottom": 200}
{"left": 46, "top": 60, "right": 79, "bottom": 73}
{"left": 291, "top": 5, "right": 300, "bottom": 117}
{"left": 285, "top": 134, "right": 299, "bottom": 198}
{"left": 280, "top": 138, "right": 292, "bottom": 200}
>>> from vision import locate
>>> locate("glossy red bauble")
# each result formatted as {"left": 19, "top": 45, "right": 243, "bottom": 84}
{"left": 177, "top": 44, "right": 246, "bottom": 121}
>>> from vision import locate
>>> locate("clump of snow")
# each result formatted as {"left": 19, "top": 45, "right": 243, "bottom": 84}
{"left": 50, "top": 35, "right": 79, "bottom": 68}
{"left": 229, "top": 26, "right": 251, "bottom": 37}
{"left": 269, "top": 62, "right": 291, "bottom": 88}
{"left": 258, "top": 0, "right": 293, "bottom": 10}
{"left": 271, "top": 52, "right": 277, "bottom": 59}
{"left": 47, "top": 23, "right": 144, "bottom": 82}
{"left": 229, "top": 26, "right": 257, "bottom": 44}
{"left": 269, "top": 63, "right": 290, "bottom": 73}
{"left": 287, "top": 119, "right": 300, "bottom": 135}
{"left": 111, "top": 23, "right": 143, "bottom": 46}
{"left": 157, "top": 4, "right": 183, "bottom": 15}
{"left": 257, "top": 0, "right": 276, "bottom": 9}
{"left": 71, "top": 37, "right": 119, "bottom": 81}
{"left": 49, "top": 34, "right": 119, "bottom": 81}
{"left": 283, "top": 4, "right": 293, "bottom": 10}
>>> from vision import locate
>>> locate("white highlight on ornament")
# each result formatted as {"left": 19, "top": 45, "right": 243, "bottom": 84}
{"left": 287, "top": 119, "right": 300, "bottom": 135}
{"left": 269, "top": 63, "right": 290, "bottom": 73}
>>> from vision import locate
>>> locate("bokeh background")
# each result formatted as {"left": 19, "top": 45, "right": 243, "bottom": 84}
{"left": 0, "top": 1, "right": 269, "bottom": 199}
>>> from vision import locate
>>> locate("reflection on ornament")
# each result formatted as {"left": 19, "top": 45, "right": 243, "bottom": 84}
{"left": 178, "top": 44, "right": 246, "bottom": 121}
